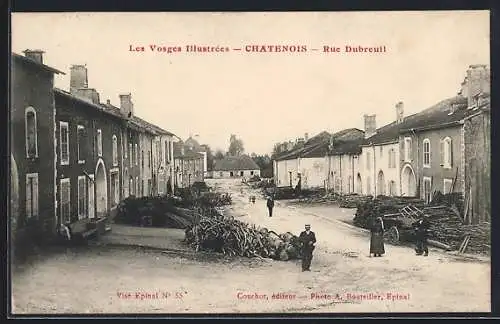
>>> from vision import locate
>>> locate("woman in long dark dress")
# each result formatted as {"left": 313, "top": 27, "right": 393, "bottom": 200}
{"left": 370, "top": 217, "right": 385, "bottom": 257}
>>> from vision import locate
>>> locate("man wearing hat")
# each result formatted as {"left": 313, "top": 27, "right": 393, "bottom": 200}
{"left": 299, "top": 224, "right": 316, "bottom": 271}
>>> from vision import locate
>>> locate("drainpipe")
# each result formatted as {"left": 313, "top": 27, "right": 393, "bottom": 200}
{"left": 352, "top": 155, "right": 355, "bottom": 193}
{"left": 373, "top": 145, "right": 376, "bottom": 196}
{"left": 339, "top": 155, "right": 342, "bottom": 193}
{"left": 410, "top": 128, "right": 418, "bottom": 197}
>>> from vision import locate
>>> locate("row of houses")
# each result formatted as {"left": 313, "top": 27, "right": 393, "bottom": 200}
{"left": 273, "top": 64, "right": 490, "bottom": 224}
{"left": 11, "top": 49, "right": 205, "bottom": 244}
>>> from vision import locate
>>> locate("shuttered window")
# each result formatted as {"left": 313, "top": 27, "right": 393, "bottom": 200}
{"left": 112, "top": 135, "right": 118, "bottom": 166}
{"left": 60, "top": 178, "right": 71, "bottom": 223}
{"left": 25, "top": 107, "right": 38, "bottom": 158}
{"left": 77, "top": 125, "right": 87, "bottom": 164}
{"left": 110, "top": 171, "right": 119, "bottom": 207}
{"left": 442, "top": 137, "right": 453, "bottom": 168}
{"left": 97, "top": 129, "right": 103, "bottom": 157}
{"left": 26, "top": 173, "right": 39, "bottom": 219}
{"left": 404, "top": 137, "right": 412, "bottom": 162}
{"left": 135, "top": 144, "right": 139, "bottom": 166}
{"left": 60, "top": 122, "right": 69, "bottom": 165}
{"left": 423, "top": 177, "right": 432, "bottom": 204}
{"left": 129, "top": 143, "right": 133, "bottom": 167}
{"left": 78, "top": 176, "right": 87, "bottom": 219}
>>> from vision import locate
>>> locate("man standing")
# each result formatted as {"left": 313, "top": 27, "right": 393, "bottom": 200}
{"left": 266, "top": 196, "right": 275, "bottom": 217}
{"left": 413, "top": 215, "right": 430, "bottom": 256}
{"left": 299, "top": 224, "right": 316, "bottom": 271}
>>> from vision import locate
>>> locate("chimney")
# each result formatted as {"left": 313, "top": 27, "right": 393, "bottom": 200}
{"left": 364, "top": 114, "right": 377, "bottom": 139}
{"left": 23, "top": 49, "right": 45, "bottom": 64}
{"left": 75, "top": 88, "right": 100, "bottom": 104}
{"left": 119, "top": 93, "right": 134, "bottom": 118}
{"left": 70, "top": 65, "right": 89, "bottom": 93}
{"left": 396, "top": 101, "right": 404, "bottom": 124}
{"left": 465, "top": 64, "right": 490, "bottom": 108}
{"left": 304, "top": 133, "right": 309, "bottom": 142}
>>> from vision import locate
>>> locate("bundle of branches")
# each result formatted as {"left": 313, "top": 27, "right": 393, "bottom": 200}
{"left": 197, "top": 192, "right": 232, "bottom": 207}
{"left": 339, "top": 194, "right": 373, "bottom": 209}
{"left": 353, "top": 196, "right": 425, "bottom": 229}
{"left": 430, "top": 191, "right": 464, "bottom": 218}
{"left": 184, "top": 217, "right": 302, "bottom": 261}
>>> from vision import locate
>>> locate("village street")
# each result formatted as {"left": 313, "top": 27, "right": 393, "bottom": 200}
{"left": 12, "top": 179, "right": 490, "bottom": 314}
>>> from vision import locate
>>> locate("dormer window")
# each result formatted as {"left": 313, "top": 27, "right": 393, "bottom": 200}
{"left": 25, "top": 107, "right": 38, "bottom": 159}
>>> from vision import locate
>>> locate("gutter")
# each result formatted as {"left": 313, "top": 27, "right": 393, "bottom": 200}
{"left": 400, "top": 121, "right": 462, "bottom": 133}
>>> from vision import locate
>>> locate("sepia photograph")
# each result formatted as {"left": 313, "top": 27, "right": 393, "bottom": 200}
{"left": 9, "top": 11, "right": 491, "bottom": 315}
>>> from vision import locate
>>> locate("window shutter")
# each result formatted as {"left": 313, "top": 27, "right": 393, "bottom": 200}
{"left": 26, "top": 176, "right": 32, "bottom": 217}
{"left": 33, "top": 176, "right": 39, "bottom": 217}
{"left": 440, "top": 139, "right": 444, "bottom": 166}
{"left": 449, "top": 139, "right": 453, "bottom": 167}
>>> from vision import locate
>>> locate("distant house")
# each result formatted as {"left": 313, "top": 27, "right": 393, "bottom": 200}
{"left": 211, "top": 155, "right": 261, "bottom": 178}
{"left": 183, "top": 136, "right": 208, "bottom": 177}
{"left": 173, "top": 140, "right": 205, "bottom": 188}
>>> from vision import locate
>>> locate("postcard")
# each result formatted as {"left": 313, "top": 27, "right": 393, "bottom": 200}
{"left": 9, "top": 11, "right": 491, "bottom": 315}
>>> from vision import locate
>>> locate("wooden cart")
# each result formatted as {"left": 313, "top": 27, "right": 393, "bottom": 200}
{"left": 382, "top": 205, "right": 424, "bottom": 244}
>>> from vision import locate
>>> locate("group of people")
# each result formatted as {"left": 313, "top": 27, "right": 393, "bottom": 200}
{"left": 370, "top": 215, "right": 431, "bottom": 257}
{"left": 262, "top": 194, "right": 430, "bottom": 273}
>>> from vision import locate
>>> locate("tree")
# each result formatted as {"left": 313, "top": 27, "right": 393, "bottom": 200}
{"left": 214, "top": 149, "right": 225, "bottom": 160}
{"left": 228, "top": 134, "right": 244, "bottom": 156}
{"left": 251, "top": 154, "right": 273, "bottom": 178}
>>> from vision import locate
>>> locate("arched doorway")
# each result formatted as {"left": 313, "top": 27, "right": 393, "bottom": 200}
{"left": 401, "top": 165, "right": 417, "bottom": 197}
{"left": 356, "top": 173, "right": 362, "bottom": 194}
{"left": 377, "top": 170, "right": 385, "bottom": 196}
{"left": 95, "top": 159, "right": 108, "bottom": 218}
{"left": 10, "top": 155, "right": 19, "bottom": 249}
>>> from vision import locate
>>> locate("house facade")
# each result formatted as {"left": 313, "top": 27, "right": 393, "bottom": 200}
{"left": 10, "top": 50, "right": 64, "bottom": 242}
{"left": 273, "top": 129, "right": 364, "bottom": 192}
{"left": 174, "top": 151, "right": 205, "bottom": 188}
{"left": 11, "top": 49, "right": 178, "bottom": 244}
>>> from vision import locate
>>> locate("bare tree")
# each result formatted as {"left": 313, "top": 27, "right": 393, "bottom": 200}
{"left": 228, "top": 134, "right": 244, "bottom": 156}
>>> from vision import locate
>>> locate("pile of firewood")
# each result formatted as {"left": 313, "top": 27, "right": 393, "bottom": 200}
{"left": 353, "top": 196, "right": 426, "bottom": 229}
{"left": 184, "top": 215, "right": 302, "bottom": 261}
{"left": 338, "top": 194, "right": 374, "bottom": 208}
{"left": 197, "top": 192, "right": 232, "bottom": 207}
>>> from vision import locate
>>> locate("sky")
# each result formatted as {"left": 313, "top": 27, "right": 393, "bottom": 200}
{"left": 12, "top": 11, "right": 490, "bottom": 155}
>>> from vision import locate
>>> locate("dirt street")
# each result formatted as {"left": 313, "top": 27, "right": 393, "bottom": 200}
{"left": 12, "top": 179, "right": 490, "bottom": 314}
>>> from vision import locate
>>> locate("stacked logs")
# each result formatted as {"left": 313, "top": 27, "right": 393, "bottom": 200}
{"left": 184, "top": 215, "right": 302, "bottom": 261}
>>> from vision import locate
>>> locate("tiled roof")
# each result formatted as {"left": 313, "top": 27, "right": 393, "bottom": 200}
{"left": 213, "top": 155, "right": 260, "bottom": 171}
{"left": 13, "top": 53, "right": 65, "bottom": 75}
{"left": 364, "top": 95, "right": 471, "bottom": 145}
{"left": 275, "top": 128, "right": 364, "bottom": 160}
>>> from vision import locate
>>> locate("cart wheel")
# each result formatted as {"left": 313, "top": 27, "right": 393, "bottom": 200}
{"left": 385, "top": 226, "right": 400, "bottom": 244}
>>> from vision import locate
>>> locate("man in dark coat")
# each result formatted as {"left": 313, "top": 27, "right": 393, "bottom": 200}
{"left": 266, "top": 196, "right": 274, "bottom": 217}
{"left": 299, "top": 224, "right": 316, "bottom": 271}
{"left": 413, "top": 215, "right": 430, "bottom": 256}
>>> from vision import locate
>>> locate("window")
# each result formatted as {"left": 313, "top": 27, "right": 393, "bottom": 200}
{"left": 404, "top": 137, "right": 412, "bottom": 162}
{"left": 124, "top": 135, "right": 128, "bottom": 159}
{"left": 77, "top": 125, "right": 86, "bottom": 164}
{"left": 141, "top": 150, "right": 145, "bottom": 169}
{"left": 441, "top": 137, "right": 453, "bottom": 168}
{"left": 240, "top": 171, "right": 244, "bottom": 176}
{"left": 26, "top": 173, "right": 39, "bottom": 219}
{"left": 110, "top": 170, "right": 119, "bottom": 207}
{"left": 77, "top": 176, "right": 87, "bottom": 219}
{"left": 219, "top": 172, "right": 223, "bottom": 177}
{"left": 129, "top": 177, "right": 134, "bottom": 196}
{"left": 59, "top": 122, "right": 69, "bottom": 165}
{"left": 123, "top": 168, "right": 129, "bottom": 198}
{"left": 250, "top": 171, "right": 254, "bottom": 176}
{"left": 112, "top": 135, "right": 118, "bottom": 166}
{"left": 165, "top": 141, "right": 169, "bottom": 163}
{"left": 135, "top": 144, "right": 138, "bottom": 165}
{"left": 366, "top": 152, "right": 371, "bottom": 170}
{"left": 388, "top": 149, "right": 396, "bottom": 169}
{"left": 97, "top": 129, "right": 103, "bottom": 157}
{"left": 423, "top": 139, "right": 431, "bottom": 168}
{"left": 388, "top": 180, "right": 397, "bottom": 196}
{"left": 148, "top": 151, "right": 151, "bottom": 168}
{"left": 128, "top": 143, "right": 133, "bottom": 167}
{"left": 135, "top": 176, "right": 139, "bottom": 196}
{"left": 142, "top": 180, "right": 145, "bottom": 196}
{"left": 60, "top": 178, "right": 71, "bottom": 224}
{"left": 443, "top": 178, "right": 453, "bottom": 194}
{"left": 25, "top": 107, "right": 38, "bottom": 158}
{"left": 423, "top": 177, "right": 432, "bottom": 204}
